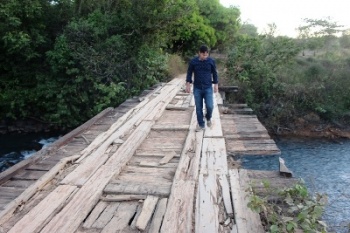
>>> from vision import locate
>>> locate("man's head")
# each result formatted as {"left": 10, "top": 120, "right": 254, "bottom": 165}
{"left": 198, "top": 45, "right": 209, "bottom": 60}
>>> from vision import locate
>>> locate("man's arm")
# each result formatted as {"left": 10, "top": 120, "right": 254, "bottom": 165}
{"left": 211, "top": 59, "right": 218, "bottom": 93}
{"left": 186, "top": 60, "right": 194, "bottom": 93}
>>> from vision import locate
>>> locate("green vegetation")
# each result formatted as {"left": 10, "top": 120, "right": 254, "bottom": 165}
{"left": 226, "top": 19, "right": 350, "bottom": 133}
{"left": 0, "top": 0, "right": 239, "bottom": 128}
{"left": 248, "top": 181, "right": 328, "bottom": 233}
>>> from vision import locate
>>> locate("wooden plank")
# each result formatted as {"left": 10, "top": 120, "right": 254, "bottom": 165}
{"left": 148, "top": 198, "right": 168, "bottom": 233}
{"left": 135, "top": 195, "right": 159, "bottom": 231}
{"left": 8, "top": 185, "right": 77, "bottom": 233}
{"left": 0, "top": 107, "right": 113, "bottom": 185}
{"left": 11, "top": 170, "right": 47, "bottom": 180}
{"left": 83, "top": 201, "right": 108, "bottom": 228}
{"left": 104, "top": 183, "right": 171, "bottom": 197}
{"left": 229, "top": 169, "right": 247, "bottom": 233}
{"left": 92, "top": 202, "right": 120, "bottom": 228}
{"left": 101, "top": 202, "right": 138, "bottom": 233}
{"left": 160, "top": 180, "right": 195, "bottom": 233}
{"left": 195, "top": 173, "right": 220, "bottom": 233}
{"left": 0, "top": 155, "right": 80, "bottom": 226}
{"left": 200, "top": 138, "right": 228, "bottom": 175}
{"left": 159, "top": 151, "right": 177, "bottom": 165}
{"left": 40, "top": 120, "right": 154, "bottom": 233}
{"left": 101, "top": 195, "right": 146, "bottom": 202}
{"left": 62, "top": 78, "right": 184, "bottom": 186}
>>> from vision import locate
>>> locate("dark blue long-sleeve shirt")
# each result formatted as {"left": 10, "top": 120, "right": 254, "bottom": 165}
{"left": 186, "top": 56, "right": 218, "bottom": 89}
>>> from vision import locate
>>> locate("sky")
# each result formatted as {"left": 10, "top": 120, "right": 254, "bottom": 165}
{"left": 220, "top": 0, "right": 350, "bottom": 37}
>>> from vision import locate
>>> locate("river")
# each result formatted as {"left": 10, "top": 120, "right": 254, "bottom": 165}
{"left": 0, "top": 132, "right": 63, "bottom": 172}
{"left": 242, "top": 137, "right": 350, "bottom": 233}
{"left": 0, "top": 134, "right": 349, "bottom": 232}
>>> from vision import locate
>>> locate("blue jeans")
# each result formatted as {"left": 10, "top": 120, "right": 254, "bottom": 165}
{"left": 193, "top": 87, "right": 214, "bottom": 127}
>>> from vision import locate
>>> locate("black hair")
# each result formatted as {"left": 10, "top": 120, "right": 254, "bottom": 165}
{"left": 199, "top": 45, "right": 208, "bottom": 53}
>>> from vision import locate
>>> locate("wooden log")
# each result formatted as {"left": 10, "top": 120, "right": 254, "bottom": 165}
{"left": 135, "top": 195, "right": 159, "bottom": 231}
{"left": 8, "top": 185, "right": 77, "bottom": 233}
{"left": 279, "top": 157, "right": 293, "bottom": 177}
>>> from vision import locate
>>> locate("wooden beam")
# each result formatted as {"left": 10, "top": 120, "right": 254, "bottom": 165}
{"left": 135, "top": 195, "right": 159, "bottom": 231}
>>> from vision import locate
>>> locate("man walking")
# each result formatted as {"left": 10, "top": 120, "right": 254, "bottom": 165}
{"left": 185, "top": 45, "right": 218, "bottom": 131}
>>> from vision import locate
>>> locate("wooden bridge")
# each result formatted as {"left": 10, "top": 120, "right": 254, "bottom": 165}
{"left": 0, "top": 75, "right": 289, "bottom": 233}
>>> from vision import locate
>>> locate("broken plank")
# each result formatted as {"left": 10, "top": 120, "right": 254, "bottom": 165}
{"left": 100, "top": 195, "right": 146, "bottom": 202}
{"left": 148, "top": 198, "right": 168, "bottom": 233}
{"left": 83, "top": 201, "right": 108, "bottom": 228}
{"left": 135, "top": 195, "right": 159, "bottom": 231}
{"left": 159, "top": 151, "right": 177, "bottom": 165}
{"left": 101, "top": 202, "right": 138, "bottom": 233}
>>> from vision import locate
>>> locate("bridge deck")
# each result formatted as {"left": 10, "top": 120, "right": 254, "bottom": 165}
{"left": 0, "top": 75, "right": 286, "bottom": 233}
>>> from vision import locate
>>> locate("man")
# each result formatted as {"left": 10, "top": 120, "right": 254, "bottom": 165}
{"left": 185, "top": 45, "right": 218, "bottom": 131}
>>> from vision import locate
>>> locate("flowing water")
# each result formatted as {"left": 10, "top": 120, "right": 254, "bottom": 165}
{"left": 0, "top": 132, "right": 62, "bottom": 172}
{"left": 241, "top": 137, "right": 350, "bottom": 233}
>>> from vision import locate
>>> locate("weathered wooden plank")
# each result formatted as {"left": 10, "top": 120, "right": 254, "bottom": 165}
{"left": 61, "top": 78, "right": 184, "bottom": 187}
{"left": 159, "top": 151, "right": 177, "bottom": 165}
{"left": 135, "top": 195, "right": 159, "bottom": 231}
{"left": 8, "top": 185, "right": 77, "bottom": 233}
{"left": 0, "top": 107, "right": 113, "bottom": 186}
{"left": 92, "top": 202, "right": 120, "bottom": 228}
{"left": 160, "top": 180, "right": 195, "bottom": 233}
{"left": 11, "top": 170, "right": 47, "bottom": 180}
{"left": 0, "top": 155, "right": 80, "bottom": 226}
{"left": 229, "top": 169, "right": 247, "bottom": 233}
{"left": 148, "top": 198, "right": 168, "bottom": 233}
{"left": 2, "top": 180, "right": 35, "bottom": 188}
{"left": 39, "top": 120, "right": 154, "bottom": 233}
{"left": 83, "top": 201, "right": 108, "bottom": 228}
{"left": 101, "top": 194, "right": 146, "bottom": 202}
{"left": 101, "top": 202, "right": 138, "bottom": 233}
{"left": 104, "top": 182, "right": 171, "bottom": 197}
{"left": 195, "top": 173, "right": 220, "bottom": 233}
{"left": 200, "top": 138, "right": 228, "bottom": 175}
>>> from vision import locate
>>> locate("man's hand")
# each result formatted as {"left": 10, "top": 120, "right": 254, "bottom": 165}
{"left": 213, "top": 84, "right": 218, "bottom": 93}
{"left": 186, "top": 82, "right": 191, "bottom": 93}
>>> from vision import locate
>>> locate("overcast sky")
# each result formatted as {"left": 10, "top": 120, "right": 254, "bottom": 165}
{"left": 220, "top": 0, "right": 350, "bottom": 37}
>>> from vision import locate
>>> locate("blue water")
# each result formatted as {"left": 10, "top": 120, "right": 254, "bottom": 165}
{"left": 241, "top": 138, "right": 350, "bottom": 233}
